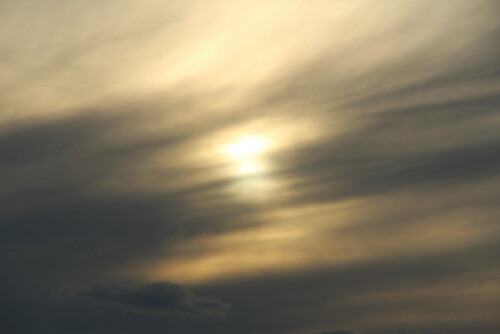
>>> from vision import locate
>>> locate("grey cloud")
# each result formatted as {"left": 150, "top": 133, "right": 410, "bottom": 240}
{"left": 271, "top": 90, "right": 500, "bottom": 207}
{"left": 0, "top": 94, "right": 273, "bottom": 334}
{"left": 65, "top": 282, "right": 230, "bottom": 317}
{"left": 0, "top": 104, "right": 264, "bottom": 306}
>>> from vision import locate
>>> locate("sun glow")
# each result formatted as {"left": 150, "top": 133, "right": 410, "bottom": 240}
{"left": 224, "top": 136, "right": 267, "bottom": 159}
{"left": 222, "top": 136, "right": 269, "bottom": 176}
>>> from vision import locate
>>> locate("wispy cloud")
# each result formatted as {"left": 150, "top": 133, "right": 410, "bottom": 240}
{"left": 1, "top": 1, "right": 499, "bottom": 334}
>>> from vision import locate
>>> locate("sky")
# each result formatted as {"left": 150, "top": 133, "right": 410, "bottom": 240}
{"left": 1, "top": 1, "right": 499, "bottom": 333}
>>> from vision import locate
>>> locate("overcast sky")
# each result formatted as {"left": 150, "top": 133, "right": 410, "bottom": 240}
{"left": 1, "top": 1, "right": 499, "bottom": 334}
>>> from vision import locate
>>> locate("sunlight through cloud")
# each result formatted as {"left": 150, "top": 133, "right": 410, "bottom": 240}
{"left": 224, "top": 136, "right": 268, "bottom": 160}
{"left": 221, "top": 136, "right": 270, "bottom": 176}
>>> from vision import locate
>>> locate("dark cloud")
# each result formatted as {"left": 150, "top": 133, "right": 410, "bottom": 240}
{"left": 0, "top": 107, "right": 264, "bottom": 292}
{"left": 64, "top": 282, "right": 230, "bottom": 317}
{"left": 271, "top": 90, "right": 500, "bottom": 206}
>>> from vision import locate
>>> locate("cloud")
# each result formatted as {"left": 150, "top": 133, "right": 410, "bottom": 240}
{"left": 65, "top": 282, "right": 230, "bottom": 317}
{"left": 198, "top": 238, "right": 499, "bottom": 334}
{"left": 271, "top": 89, "right": 500, "bottom": 207}
{"left": 0, "top": 105, "right": 261, "bottom": 278}
{"left": 1, "top": 1, "right": 499, "bottom": 334}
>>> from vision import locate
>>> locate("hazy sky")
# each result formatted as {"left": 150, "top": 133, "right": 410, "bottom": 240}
{"left": 1, "top": 1, "right": 499, "bottom": 334}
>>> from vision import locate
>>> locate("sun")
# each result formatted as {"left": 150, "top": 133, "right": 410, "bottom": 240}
{"left": 224, "top": 136, "right": 268, "bottom": 160}
{"left": 221, "top": 136, "right": 270, "bottom": 176}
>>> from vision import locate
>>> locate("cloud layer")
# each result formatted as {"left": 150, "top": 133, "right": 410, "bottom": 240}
{"left": 1, "top": 1, "right": 499, "bottom": 334}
